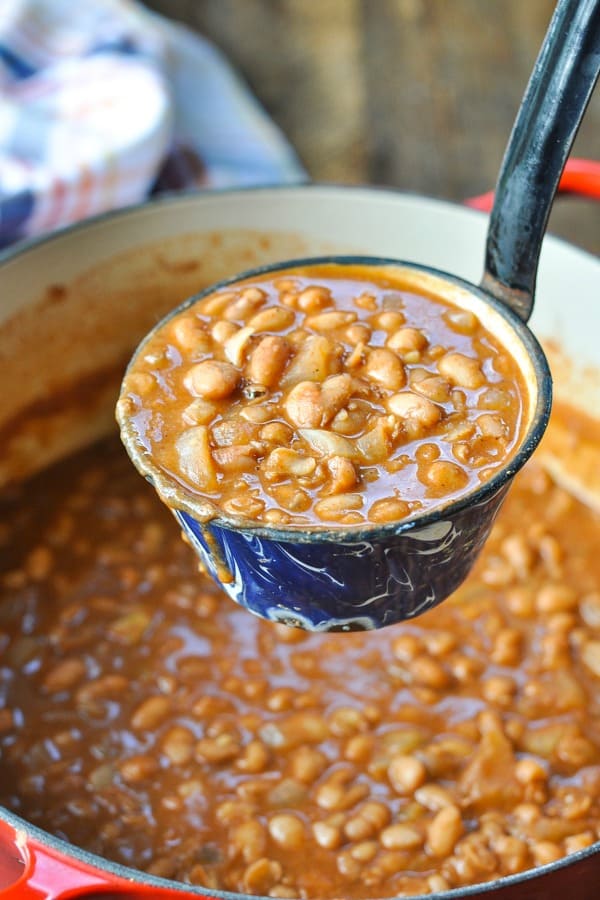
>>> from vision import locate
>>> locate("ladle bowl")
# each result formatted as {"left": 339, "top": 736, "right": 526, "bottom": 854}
{"left": 118, "top": 255, "right": 550, "bottom": 631}
{"left": 118, "top": 0, "right": 599, "bottom": 629}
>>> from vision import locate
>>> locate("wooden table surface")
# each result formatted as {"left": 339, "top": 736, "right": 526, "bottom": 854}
{"left": 146, "top": 0, "right": 599, "bottom": 256}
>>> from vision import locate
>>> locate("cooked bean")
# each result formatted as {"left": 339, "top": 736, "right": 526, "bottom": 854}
{"left": 564, "top": 831, "right": 595, "bottom": 853}
{"left": 345, "top": 802, "right": 390, "bottom": 840}
{"left": 236, "top": 740, "right": 270, "bottom": 774}
{"left": 364, "top": 348, "right": 406, "bottom": 390}
{"left": 297, "top": 285, "right": 332, "bottom": 312}
{"left": 386, "top": 327, "right": 428, "bottom": 353}
{"left": 76, "top": 675, "right": 128, "bottom": 706}
{"left": 478, "top": 413, "right": 508, "bottom": 438}
{"left": 388, "top": 755, "right": 427, "bottom": 794}
{"left": 221, "top": 494, "right": 266, "bottom": 519}
{"left": 387, "top": 391, "right": 442, "bottom": 429}
{"left": 269, "top": 886, "right": 297, "bottom": 898}
{"left": 314, "top": 493, "right": 364, "bottom": 522}
{"left": 196, "top": 733, "right": 240, "bottom": 763}
{"left": 161, "top": 726, "right": 195, "bottom": 765}
{"left": 41, "top": 658, "right": 86, "bottom": 694}
{"left": 119, "top": 754, "right": 159, "bottom": 784}
{"left": 438, "top": 352, "right": 485, "bottom": 388}
{"left": 211, "top": 320, "right": 239, "bottom": 344}
{"left": 536, "top": 583, "right": 578, "bottom": 613}
{"left": 482, "top": 675, "right": 516, "bottom": 706}
{"left": 409, "top": 654, "right": 450, "bottom": 689}
{"left": 184, "top": 360, "right": 240, "bottom": 399}
{"left": 325, "top": 455, "right": 358, "bottom": 494}
{"left": 345, "top": 323, "right": 372, "bottom": 345}
{"left": 248, "top": 306, "right": 295, "bottom": 331}
{"left": 355, "top": 417, "right": 397, "bottom": 463}
{"left": 26, "top": 546, "right": 54, "bottom": 580}
{"left": 131, "top": 696, "right": 171, "bottom": 731}
{"left": 336, "top": 849, "right": 362, "bottom": 879}
{"left": 580, "top": 592, "right": 600, "bottom": 627}
{"left": 231, "top": 820, "right": 267, "bottom": 863}
{"left": 306, "top": 310, "right": 357, "bottom": 331}
{"left": 223, "top": 287, "right": 266, "bottom": 321}
{"left": 411, "top": 373, "right": 451, "bottom": 403}
{"left": 247, "top": 335, "right": 291, "bottom": 387}
{"left": 316, "top": 777, "right": 369, "bottom": 812}
{"left": 243, "top": 858, "right": 283, "bottom": 893}
{"left": 371, "top": 310, "right": 406, "bottom": 331}
{"left": 414, "top": 784, "right": 455, "bottom": 810}
{"left": 380, "top": 823, "right": 423, "bottom": 850}
{"left": 328, "top": 706, "right": 368, "bottom": 737}
{"left": 290, "top": 746, "right": 328, "bottom": 783}
{"left": 264, "top": 448, "right": 316, "bottom": 478}
{"left": 532, "top": 841, "right": 563, "bottom": 865}
{"left": 368, "top": 497, "right": 411, "bottom": 523}
{"left": 351, "top": 840, "right": 378, "bottom": 862}
{"left": 426, "top": 805, "right": 464, "bottom": 856}
{"left": 420, "top": 459, "right": 468, "bottom": 495}
{"left": 172, "top": 316, "right": 211, "bottom": 352}
{"left": 182, "top": 398, "right": 217, "bottom": 425}
{"left": 268, "top": 813, "right": 305, "bottom": 849}
{"left": 284, "top": 373, "right": 354, "bottom": 429}
{"left": 199, "top": 290, "right": 237, "bottom": 315}
{"left": 313, "top": 820, "right": 343, "bottom": 849}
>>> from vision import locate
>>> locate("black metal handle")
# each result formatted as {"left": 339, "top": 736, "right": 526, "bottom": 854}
{"left": 481, "top": 0, "right": 600, "bottom": 321}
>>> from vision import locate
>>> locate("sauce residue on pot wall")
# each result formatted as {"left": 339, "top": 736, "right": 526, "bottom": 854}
{"left": 0, "top": 229, "right": 320, "bottom": 489}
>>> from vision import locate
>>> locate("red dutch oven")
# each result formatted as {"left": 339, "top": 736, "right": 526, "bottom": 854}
{"left": 0, "top": 165, "right": 599, "bottom": 898}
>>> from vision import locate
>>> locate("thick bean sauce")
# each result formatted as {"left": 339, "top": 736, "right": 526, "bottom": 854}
{"left": 1, "top": 411, "right": 600, "bottom": 897}
{"left": 118, "top": 264, "right": 527, "bottom": 527}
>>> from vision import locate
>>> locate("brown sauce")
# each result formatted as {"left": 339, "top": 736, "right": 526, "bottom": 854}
{"left": 1, "top": 417, "right": 600, "bottom": 897}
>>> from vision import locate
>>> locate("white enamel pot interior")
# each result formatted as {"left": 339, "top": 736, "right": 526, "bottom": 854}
{"left": 0, "top": 184, "right": 599, "bottom": 899}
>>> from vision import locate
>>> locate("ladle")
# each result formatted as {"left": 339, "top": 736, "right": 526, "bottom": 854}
{"left": 118, "top": 0, "right": 600, "bottom": 630}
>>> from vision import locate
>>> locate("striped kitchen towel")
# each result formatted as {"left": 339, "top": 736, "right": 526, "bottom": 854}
{"left": 0, "top": 0, "right": 303, "bottom": 247}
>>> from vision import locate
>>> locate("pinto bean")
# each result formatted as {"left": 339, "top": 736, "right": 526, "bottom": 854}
{"left": 387, "top": 391, "right": 442, "bottom": 429}
{"left": 184, "top": 360, "right": 240, "bottom": 399}
{"left": 438, "top": 352, "right": 485, "bottom": 389}
{"left": 364, "top": 348, "right": 406, "bottom": 390}
{"left": 247, "top": 336, "right": 291, "bottom": 387}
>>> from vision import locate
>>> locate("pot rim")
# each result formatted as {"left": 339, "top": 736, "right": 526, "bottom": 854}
{"left": 2, "top": 180, "right": 600, "bottom": 272}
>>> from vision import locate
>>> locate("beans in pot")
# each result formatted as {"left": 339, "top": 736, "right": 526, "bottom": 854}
{"left": 118, "top": 264, "right": 528, "bottom": 526}
{"left": 1, "top": 403, "right": 600, "bottom": 897}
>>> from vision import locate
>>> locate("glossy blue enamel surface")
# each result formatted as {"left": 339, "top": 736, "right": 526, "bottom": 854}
{"left": 175, "top": 483, "right": 508, "bottom": 630}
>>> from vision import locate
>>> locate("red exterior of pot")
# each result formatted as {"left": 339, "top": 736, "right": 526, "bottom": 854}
{"left": 0, "top": 819, "right": 208, "bottom": 899}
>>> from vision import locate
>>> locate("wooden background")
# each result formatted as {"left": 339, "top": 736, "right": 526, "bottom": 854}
{"left": 144, "top": 0, "right": 599, "bottom": 255}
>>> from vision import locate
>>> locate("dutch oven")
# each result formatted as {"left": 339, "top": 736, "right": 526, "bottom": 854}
{"left": 0, "top": 179, "right": 599, "bottom": 898}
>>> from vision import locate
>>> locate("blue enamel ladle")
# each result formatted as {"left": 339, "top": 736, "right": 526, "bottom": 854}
{"left": 119, "top": 0, "right": 599, "bottom": 630}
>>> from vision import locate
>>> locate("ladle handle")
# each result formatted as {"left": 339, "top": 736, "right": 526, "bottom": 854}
{"left": 481, "top": 0, "right": 600, "bottom": 321}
